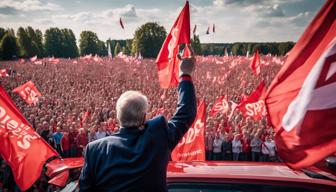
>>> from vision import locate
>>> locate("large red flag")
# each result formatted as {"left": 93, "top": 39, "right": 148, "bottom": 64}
{"left": 156, "top": 1, "right": 190, "bottom": 88}
{"left": 0, "top": 85, "right": 58, "bottom": 191}
{"left": 12, "top": 81, "right": 42, "bottom": 105}
{"left": 171, "top": 100, "right": 206, "bottom": 161}
{"left": 238, "top": 81, "right": 266, "bottom": 120}
{"left": 250, "top": 50, "right": 261, "bottom": 75}
{"left": 265, "top": 0, "right": 336, "bottom": 169}
{"left": 209, "top": 96, "right": 229, "bottom": 117}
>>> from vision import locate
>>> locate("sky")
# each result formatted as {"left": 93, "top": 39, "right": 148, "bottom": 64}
{"left": 0, "top": 0, "right": 326, "bottom": 43}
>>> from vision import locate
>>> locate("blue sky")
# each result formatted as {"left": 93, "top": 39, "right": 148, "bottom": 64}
{"left": 0, "top": 0, "right": 325, "bottom": 43}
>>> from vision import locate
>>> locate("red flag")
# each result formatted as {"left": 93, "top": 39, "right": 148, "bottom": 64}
{"left": 182, "top": 45, "right": 191, "bottom": 57}
{"left": 265, "top": 0, "right": 336, "bottom": 169}
{"left": 80, "top": 111, "right": 91, "bottom": 127}
{"left": 209, "top": 96, "right": 229, "bottom": 117}
{"left": 213, "top": 24, "right": 215, "bottom": 33}
{"left": 0, "top": 85, "right": 58, "bottom": 191}
{"left": 238, "top": 81, "right": 266, "bottom": 120}
{"left": 156, "top": 1, "right": 190, "bottom": 88}
{"left": 171, "top": 100, "right": 206, "bottom": 161}
{"left": 250, "top": 50, "right": 261, "bottom": 75}
{"left": 0, "top": 69, "right": 9, "bottom": 77}
{"left": 206, "top": 26, "right": 210, "bottom": 35}
{"left": 192, "top": 24, "right": 197, "bottom": 34}
{"left": 12, "top": 81, "right": 42, "bottom": 105}
{"left": 119, "top": 17, "right": 125, "bottom": 29}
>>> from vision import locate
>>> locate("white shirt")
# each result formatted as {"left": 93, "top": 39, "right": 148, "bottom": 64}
{"left": 95, "top": 131, "right": 107, "bottom": 140}
{"left": 232, "top": 140, "right": 242, "bottom": 153}
{"left": 213, "top": 138, "right": 223, "bottom": 153}
{"left": 262, "top": 140, "right": 276, "bottom": 156}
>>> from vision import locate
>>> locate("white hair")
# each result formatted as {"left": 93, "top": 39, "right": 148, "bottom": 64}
{"left": 116, "top": 91, "right": 148, "bottom": 128}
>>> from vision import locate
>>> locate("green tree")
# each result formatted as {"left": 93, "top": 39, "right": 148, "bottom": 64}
{"left": 132, "top": 22, "right": 166, "bottom": 58}
{"left": 97, "top": 40, "right": 107, "bottom": 56}
{"left": 114, "top": 42, "right": 121, "bottom": 56}
{"left": 0, "top": 32, "right": 19, "bottom": 60}
{"left": 79, "top": 31, "right": 99, "bottom": 56}
{"left": 17, "top": 27, "right": 32, "bottom": 57}
{"left": 44, "top": 27, "right": 63, "bottom": 57}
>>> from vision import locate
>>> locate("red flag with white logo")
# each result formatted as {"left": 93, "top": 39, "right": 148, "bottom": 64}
{"left": 12, "top": 81, "right": 42, "bottom": 105}
{"left": 171, "top": 100, "right": 206, "bottom": 161}
{"left": 250, "top": 50, "right": 261, "bottom": 75}
{"left": 209, "top": 96, "right": 229, "bottom": 117}
{"left": 238, "top": 81, "right": 266, "bottom": 120}
{"left": 156, "top": 1, "right": 190, "bottom": 88}
{"left": 0, "top": 85, "right": 58, "bottom": 191}
{"left": 265, "top": 0, "right": 336, "bottom": 169}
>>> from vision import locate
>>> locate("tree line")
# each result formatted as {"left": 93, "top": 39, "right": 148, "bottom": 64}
{"left": 0, "top": 24, "right": 294, "bottom": 60}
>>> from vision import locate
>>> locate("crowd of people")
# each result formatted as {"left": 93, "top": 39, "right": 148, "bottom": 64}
{"left": 0, "top": 54, "right": 285, "bottom": 190}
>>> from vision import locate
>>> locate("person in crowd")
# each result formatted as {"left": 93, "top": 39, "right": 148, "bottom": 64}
{"left": 61, "top": 128, "right": 71, "bottom": 158}
{"left": 76, "top": 128, "right": 88, "bottom": 157}
{"left": 79, "top": 52, "right": 197, "bottom": 191}
{"left": 262, "top": 135, "right": 277, "bottom": 162}
{"left": 251, "top": 134, "right": 262, "bottom": 162}
{"left": 40, "top": 121, "right": 50, "bottom": 142}
{"left": 53, "top": 127, "right": 63, "bottom": 155}
{"left": 232, "top": 134, "right": 242, "bottom": 161}
{"left": 69, "top": 126, "right": 78, "bottom": 157}
{"left": 213, "top": 132, "right": 223, "bottom": 160}
{"left": 241, "top": 131, "right": 251, "bottom": 161}
{"left": 95, "top": 125, "right": 107, "bottom": 140}
{"left": 205, "top": 130, "right": 214, "bottom": 160}
{"left": 88, "top": 127, "right": 97, "bottom": 143}
{"left": 222, "top": 134, "right": 232, "bottom": 160}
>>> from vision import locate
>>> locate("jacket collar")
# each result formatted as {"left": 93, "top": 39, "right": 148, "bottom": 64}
{"left": 117, "top": 127, "right": 142, "bottom": 135}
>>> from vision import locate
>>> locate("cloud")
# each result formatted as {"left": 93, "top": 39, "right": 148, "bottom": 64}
{"left": 0, "top": 0, "right": 62, "bottom": 13}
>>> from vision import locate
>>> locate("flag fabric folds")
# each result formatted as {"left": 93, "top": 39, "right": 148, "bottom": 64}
{"left": 0, "top": 85, "right": 58, "bottom": 191}
{"left": 265, "top": 0, "right": 336, "bottom": 169}
{"left": 12, "top": 81, "right": 42, "bottom": 105}
{"left": 156, "top": 1, "right": 190, "bottom": 88}
{"left": 171, "top": 100, "right": 206, "bottom": 161}
{"left": 238, "top": 81, "right": 266, "bottom": 120}
{"left": 250, "top": 50, "right": 261, "bottom": 75}
{"left": 209, "top": 96, "right": 229, "bottom": 117}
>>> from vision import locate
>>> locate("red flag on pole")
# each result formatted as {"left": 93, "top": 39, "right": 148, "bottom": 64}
{"left": 213, "top": 24, "right": 215, "bottom": 33}
{"left": 250, "top": 49, "right": 261, "bottom": 75}
{"left": 171, "top": 100, "right": 206, "bottom": 161}
{"left": 238, "top": 81, "right": 266, "bottom": 120}
{"left": 265, "top": 0, "right": 336, "bottom": 169}
{"left": 206, "top": 26, "right": 210, "bottom": 35}
{"left": 119, "top": 17, "right": 125, "bottom": 29}
{"left": 12, "top": 81, "right": 42, "bottom": 105}
{"left": 209, "top": 96, "right": 229, "bottom": 117}
{"left": 0, "top": 85, "right": 58, "bottom": 191}
{"left": 193, "top": 24, "right": 197, "bottom": 34}
{"left": 156, "top": 1, "right": 190, "bottom": 88}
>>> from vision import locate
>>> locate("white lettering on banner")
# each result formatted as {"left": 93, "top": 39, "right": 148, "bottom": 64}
{"left": 245, "top": 100, "right": 266, "bottom": 116}
{"left": 177, "top": 119, "right": 203, "bottom": 147}
{"left": 214, "top": 99, "right": 229, "bottom": 113}
{"left": 176, "top": 149, "right": 203, "bottom": 157}
{"left": 20, "top": 86, "right": 38, "bottom": 103}
{"left": 282, "top": 38, "right": 336, "bottom": 133}
{"left": 168, "top": 28, "right": 179, "bottom": 59}
{"left": 0, "top": 106, "right": 38, "bottom": 149}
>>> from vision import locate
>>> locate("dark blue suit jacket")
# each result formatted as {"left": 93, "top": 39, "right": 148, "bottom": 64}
{"left": 79, "top": 79, "right": 196, "bottom": 191}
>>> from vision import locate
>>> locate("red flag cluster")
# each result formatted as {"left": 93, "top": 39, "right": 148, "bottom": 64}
{"left": 172, "top": 100, "right": 206, "bottom": 161}
{"left": 12, "top": 81, "right": 42, "bottom": 105}
{"left": 156, "top": 1, "right": 190, "bottom": 88}
{"left": 265, "top": 0, "right": 336, "bottom": 169}
{"left": 0, "top": 85, "right": 58, "bottom": 191}
{"left": 250, "top": 50, "right": 261, "bottom": 75}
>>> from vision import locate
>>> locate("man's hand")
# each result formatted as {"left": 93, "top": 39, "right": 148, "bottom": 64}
{"left": 178, "top": 45, "right": 196, "bottom": 77}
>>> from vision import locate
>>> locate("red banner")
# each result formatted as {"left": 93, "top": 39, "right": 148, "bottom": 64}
{"left": 0, "top": 85, "right": 58, "bottom": 191}
{"left": 156, "top": 1, "right": 190, "bottom": 88}
{"left": 265, "top": 0, "right": 336, "bottom": 169}
{"left": 209, "top": 96, "right": 229, "bottom": 117}
{"left": 250, "top": 50, "right": 261, "bottom": 75}
{"left": 171, "top": 100, "right": 206, "bottom": 161}
{"left": 0, "top": 69, "right": 9, "bottom": 77}
{"left": 12, "top": 80, "right": 42, "bottom": 105}
{"left": 238, "top": 81, "right": 266, "bottom": 120}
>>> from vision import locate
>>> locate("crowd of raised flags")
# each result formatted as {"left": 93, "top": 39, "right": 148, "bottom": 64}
{"left": 0, "top": 0, "right": 335, "bottom": 191}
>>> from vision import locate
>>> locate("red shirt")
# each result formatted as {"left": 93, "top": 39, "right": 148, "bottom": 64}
{"left": 61, "top": 132, "right": 70, "bottom": 151}
{"left": 242, "top": 137, "right": 251, "bottom": 153}
{"left": 77, "top": 133, "right": 88, "bottom": 148}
